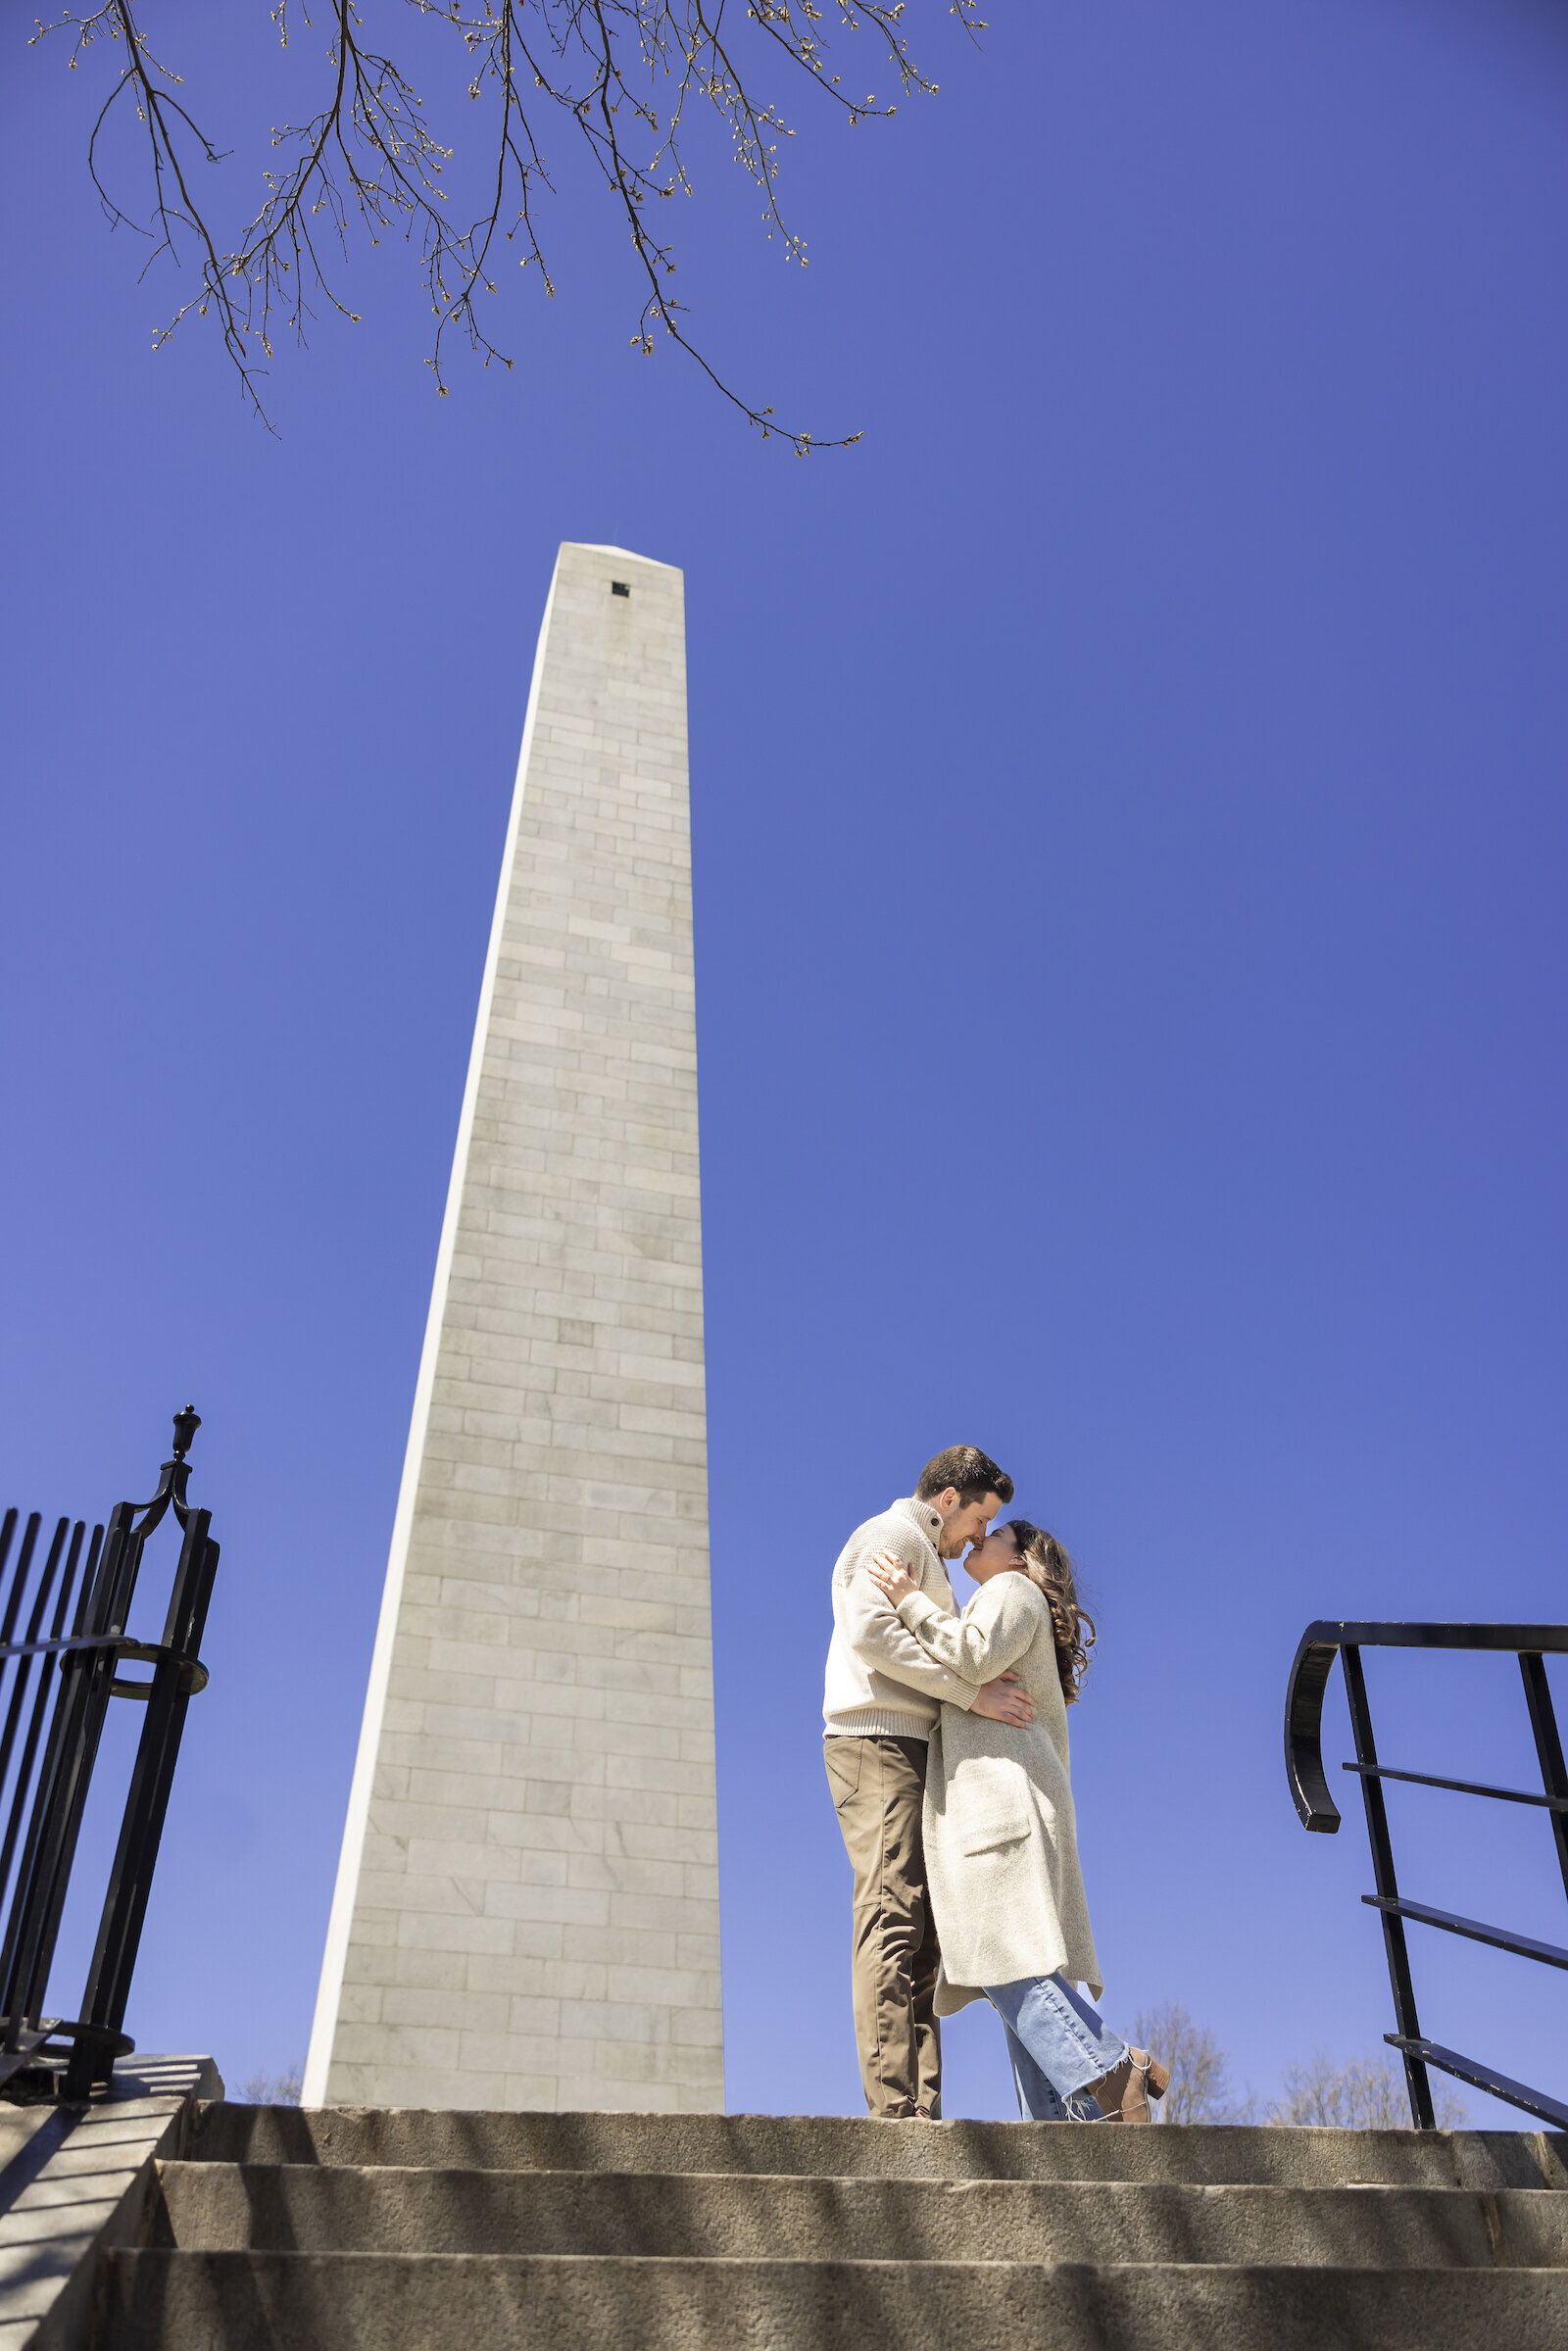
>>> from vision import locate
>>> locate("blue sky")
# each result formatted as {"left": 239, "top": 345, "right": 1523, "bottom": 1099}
{"left": 3, "top": 0, "right": 1566, "bottom": 2123}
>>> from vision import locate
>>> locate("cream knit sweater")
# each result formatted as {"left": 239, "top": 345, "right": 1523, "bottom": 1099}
{"left": 822, "top": 1497, "right": 980, "bottom": 1740}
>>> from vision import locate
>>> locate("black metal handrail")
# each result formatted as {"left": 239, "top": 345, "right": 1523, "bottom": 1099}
{"left": 1286, "top": 1620, "right": 1568, "bottom": 2131}
{"left": 0, "top": 1407, "right": 219, "bottom": 2103}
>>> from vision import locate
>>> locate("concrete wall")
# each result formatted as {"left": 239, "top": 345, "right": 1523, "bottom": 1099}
{"left": 304, "top": 544, "right": 722, "bottom": 2112}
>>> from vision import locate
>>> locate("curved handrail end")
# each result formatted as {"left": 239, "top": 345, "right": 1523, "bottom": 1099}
{"left": 1286, "top": 1622, "right": 1344, "bottom": 1833}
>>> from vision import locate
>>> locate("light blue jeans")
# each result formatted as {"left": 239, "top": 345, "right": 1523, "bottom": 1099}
{"left": 985, "top": 1973, "right": 1130, "bottom": 2121}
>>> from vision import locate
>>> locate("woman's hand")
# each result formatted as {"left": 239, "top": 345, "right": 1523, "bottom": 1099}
{"left": 865, "top": 1549, "right": 919, "bottom": 1607}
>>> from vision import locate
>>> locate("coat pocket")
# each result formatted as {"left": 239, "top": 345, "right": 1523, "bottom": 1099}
{"left": 959, "top": 1816, "right": 1033, "bottom": 1857}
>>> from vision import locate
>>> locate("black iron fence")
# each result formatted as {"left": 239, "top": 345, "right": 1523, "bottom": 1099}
{"left": 0, "top": 1409, "right": 219, "bottom": 2103}
{"left": 1286, "top": 1620, "right": 1568, "bottom": 2131}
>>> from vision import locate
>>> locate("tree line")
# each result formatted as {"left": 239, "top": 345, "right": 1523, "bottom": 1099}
{"left": 1131, "top": 2002, "right": 1468, "bottom": 2130}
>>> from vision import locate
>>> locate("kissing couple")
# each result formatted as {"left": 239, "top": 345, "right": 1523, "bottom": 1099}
{"left": 822, "top": 1445, "right": 1170, "bottom": 2124}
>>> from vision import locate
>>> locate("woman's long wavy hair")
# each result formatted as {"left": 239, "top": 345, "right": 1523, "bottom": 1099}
{"left": 1007, "top": 1520, "right": 1097, "bottom": 1703}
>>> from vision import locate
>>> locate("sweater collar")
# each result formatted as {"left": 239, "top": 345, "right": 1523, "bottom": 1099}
{"left": 893, "top": 1496, "right": 947, "bottom": 1557}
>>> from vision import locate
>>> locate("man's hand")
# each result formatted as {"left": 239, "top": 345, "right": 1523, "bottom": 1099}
{"left": 970, "top": 1672, "right": 1035, "bottom": 1726}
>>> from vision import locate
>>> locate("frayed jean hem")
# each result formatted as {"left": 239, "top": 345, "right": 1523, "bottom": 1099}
{"left": 985, "top": 1973, "right": 1129, "bottom": 2123}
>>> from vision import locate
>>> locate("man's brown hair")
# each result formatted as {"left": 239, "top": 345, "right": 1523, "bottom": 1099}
{"left": 915, "top": 1445, "right": 1014, "bottom": 1506}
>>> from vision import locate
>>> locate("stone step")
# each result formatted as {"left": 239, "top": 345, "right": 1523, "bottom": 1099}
{"left": 145, "top": 2162, "right": 1568, "bottom": 2269}
{"left": 91, "top": 2250, "right": 1566, "bottom": 2350}
{"left": 184, "top": 2105, "right": 1568, "bottom": 2190}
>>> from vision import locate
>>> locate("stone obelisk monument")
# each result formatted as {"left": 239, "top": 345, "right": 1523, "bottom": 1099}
{"left": 305, "top": 544, "right": 722, "bottom": 2112}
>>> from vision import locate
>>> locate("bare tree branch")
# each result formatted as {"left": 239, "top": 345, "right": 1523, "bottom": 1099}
{"left": 32, "top": 0, "right": 987, "bottom": 445}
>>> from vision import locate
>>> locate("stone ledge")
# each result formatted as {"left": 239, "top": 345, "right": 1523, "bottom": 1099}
{"left": 0, "top": 2058, "right": 220, "bottom": 2351}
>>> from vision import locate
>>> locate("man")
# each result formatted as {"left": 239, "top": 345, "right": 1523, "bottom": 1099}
{"left": 822, "top": 1445, "right": 1031, "bottom": 2120}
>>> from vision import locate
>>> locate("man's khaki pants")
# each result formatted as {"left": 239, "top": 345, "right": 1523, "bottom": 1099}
{"left": 824, "top": 1734, "right": 942, "bottom": 2119}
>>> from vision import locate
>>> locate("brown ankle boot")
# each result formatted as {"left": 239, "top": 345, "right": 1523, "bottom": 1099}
{"left": 1084, "top": 2047, "right": 1170, "bottom": 2124}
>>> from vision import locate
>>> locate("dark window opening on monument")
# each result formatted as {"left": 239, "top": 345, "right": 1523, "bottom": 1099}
{"left": 612, "top": 581, "right": 630, "bottom": 597}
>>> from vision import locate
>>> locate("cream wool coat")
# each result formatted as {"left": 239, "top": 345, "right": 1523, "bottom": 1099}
{"left": 896, "top": 1574, "right": 1104, "bottom": 2013}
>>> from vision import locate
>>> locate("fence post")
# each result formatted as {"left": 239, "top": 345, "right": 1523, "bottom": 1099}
{"left": 0, "top": 1408, "right": 219, "bottom": 2100}
{"left": 64, "top": 1504, "right": 220, "bottom": 2100}
{"left": 1341, "top": 1645, "right": 1436, "bottom": 2130}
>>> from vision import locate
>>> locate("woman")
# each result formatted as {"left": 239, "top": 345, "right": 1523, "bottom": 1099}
{"left": 865, "top": 1522, "right": 1169, "bottom": 2123}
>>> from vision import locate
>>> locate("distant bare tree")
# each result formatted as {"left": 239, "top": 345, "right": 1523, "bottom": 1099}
{"left": 239, "top": 2061, "right": 304, "bottom": 2105}
{"left": 1266, "top": 2052, "right": 1467, "bottom": 2131}
{"left": 31, "top": 0, "right": 984, "bottom": 445}
{"left": 1130, "top": 2008, "right": 1470, "bottom": 2131}
{"left": 1132, "top": 2001, "right": 1256, "bottom": 2126}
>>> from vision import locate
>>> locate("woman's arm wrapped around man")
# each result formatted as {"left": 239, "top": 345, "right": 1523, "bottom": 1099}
{"left": 892, "top": 1576, "right": 1040, "bottom": 1687}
